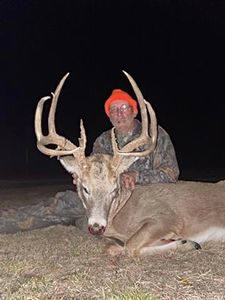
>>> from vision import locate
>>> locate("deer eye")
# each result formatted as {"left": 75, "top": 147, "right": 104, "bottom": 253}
{"left": 82, "top": 185, "right": 90, "bottom": 195}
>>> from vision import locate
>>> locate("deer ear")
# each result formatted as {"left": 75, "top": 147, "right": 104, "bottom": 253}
{"left": 59, "top": 156, "right": 81, "bottom": 177}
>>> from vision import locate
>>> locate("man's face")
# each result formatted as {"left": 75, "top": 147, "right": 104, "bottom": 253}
{"left": 109, "top": 100, "right": 137, "bottom": 132}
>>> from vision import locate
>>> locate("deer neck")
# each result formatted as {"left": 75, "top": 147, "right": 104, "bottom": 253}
{"left": 107, "top": 187, "right": 132, "bottom": 227}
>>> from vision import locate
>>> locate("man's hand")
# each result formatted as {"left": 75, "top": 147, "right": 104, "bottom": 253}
{"left": 120, "top": 171, "right": 137, "bottom": 191}
{"left": 72, "top": 173, "right": 78, "bottom": 185}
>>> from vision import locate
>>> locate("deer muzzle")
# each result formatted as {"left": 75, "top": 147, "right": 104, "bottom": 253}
{"left": 88, "top": 223, "right": 106, "bottom": 235}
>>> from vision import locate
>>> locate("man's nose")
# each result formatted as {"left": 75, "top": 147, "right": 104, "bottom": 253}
{"left": 115, "top": 108, "right": 124, "bottom": 116}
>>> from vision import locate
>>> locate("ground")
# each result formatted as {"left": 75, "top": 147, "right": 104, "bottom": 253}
{"left": 0, "top": 180, "right": 225, "bottom": 299}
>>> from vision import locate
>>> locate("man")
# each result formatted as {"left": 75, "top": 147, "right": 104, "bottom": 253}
{"left": 73, "top": 89, "right": 179, "bottom": 190}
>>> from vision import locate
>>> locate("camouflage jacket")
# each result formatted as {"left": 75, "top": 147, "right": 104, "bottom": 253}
{"left": 92, "top": 119, "right": 180, "bottom": 184}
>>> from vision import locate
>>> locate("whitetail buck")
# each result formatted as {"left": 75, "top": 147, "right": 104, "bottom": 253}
{"left": 35, "top": 72, "right": 225, "bottom": 257}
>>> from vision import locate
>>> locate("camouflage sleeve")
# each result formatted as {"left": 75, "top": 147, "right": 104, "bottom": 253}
{"left": 128, "top": 127, "right": 180, "bottom": 184}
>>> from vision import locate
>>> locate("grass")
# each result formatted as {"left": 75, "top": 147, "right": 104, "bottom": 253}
{"left": 0, "top": 225, "right": 225, "bottom": 299}
{"left": 108, "top": 290, "right": 154, "bottom": 300}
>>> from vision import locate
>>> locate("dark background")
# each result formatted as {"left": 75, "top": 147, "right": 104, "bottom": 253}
{"left": 1, "top": 0, "right": 225, "bottom": 181}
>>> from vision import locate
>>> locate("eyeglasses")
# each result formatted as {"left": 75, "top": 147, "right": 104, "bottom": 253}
{"left": 109, "top": 104, "right": 132, "bottom": 115}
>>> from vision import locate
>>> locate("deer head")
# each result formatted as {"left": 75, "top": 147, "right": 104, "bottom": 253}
{"left": 35, "top": 71, "right": 157, "bottom": 235}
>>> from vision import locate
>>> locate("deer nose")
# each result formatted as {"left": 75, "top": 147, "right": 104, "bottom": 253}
{"left": 88, "top": 223, "right": 105, "bottom": 235}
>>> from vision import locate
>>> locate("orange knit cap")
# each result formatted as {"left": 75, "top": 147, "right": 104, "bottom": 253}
{"left": 104, "top": 89, "right": 138, "bottom": 117}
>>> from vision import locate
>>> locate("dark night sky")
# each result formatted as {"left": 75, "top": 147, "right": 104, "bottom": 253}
{"left": 1, "top": 0, "right": 225, "bottom": 180}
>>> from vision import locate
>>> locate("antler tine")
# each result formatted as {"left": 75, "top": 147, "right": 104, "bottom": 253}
{"left": 123, "top": 70, "right": 149, "bottom": 138}
{"left": 78, "top": 119, "right": 87, "bottom": 150}
{"left": 48, "top": 73, "right": 70, "bottom": 134}
{"left": 35, "top": 96, "right": 51, "bottom": 141}
{"left": 34, "top": 73, "right": 87, "bottom": 158}
{"left": 144, "top": 99, "right": 157, "bottom": 149}
{"left": 111, "top": 71, "right": 157, "bottom": 158}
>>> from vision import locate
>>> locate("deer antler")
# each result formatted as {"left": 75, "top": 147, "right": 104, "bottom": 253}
{"left": 34, "top": 73, "right": 86, "bottom": 160}
{"left": 111, "top": 70, "right": 157, "bottom": 166}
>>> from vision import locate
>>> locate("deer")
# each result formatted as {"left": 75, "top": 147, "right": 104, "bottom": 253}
{"left": 35, "top": 71, "right": 225, "bottom": 257}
